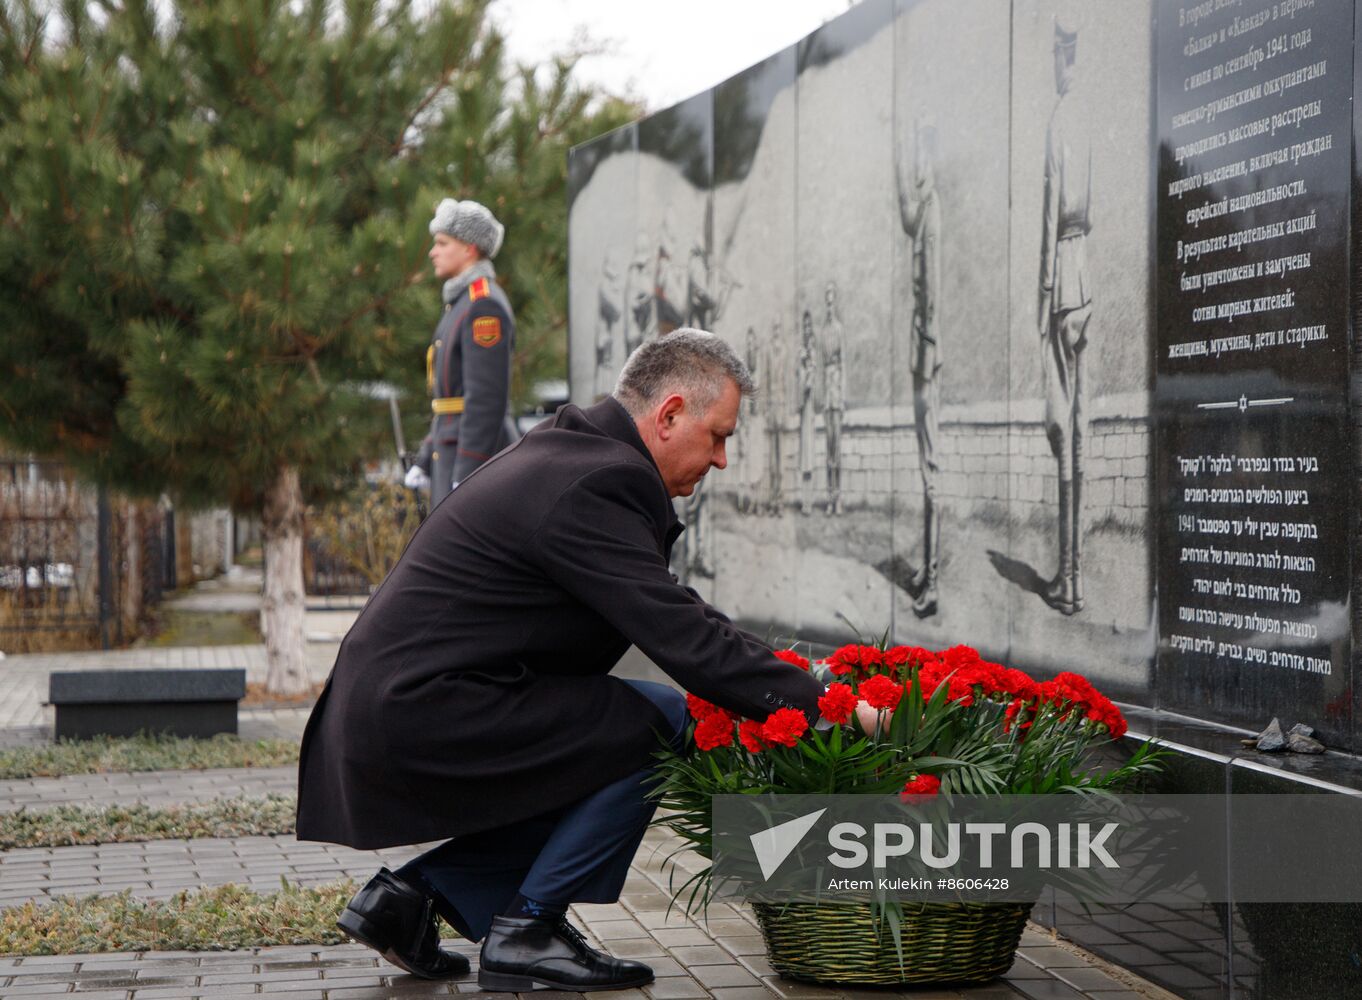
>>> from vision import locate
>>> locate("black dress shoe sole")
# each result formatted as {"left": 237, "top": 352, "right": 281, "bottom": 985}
{"left": 479, "top": 968, "right": 654, "bottom": 992}
{"left": 336, "top": 911, "right": 469, "bottom": 980}
{"left": 380, "top": 948, "right": 470, "bottom": 981}
{"left": 336, "top": 909, "right": 386, "bottom": 952}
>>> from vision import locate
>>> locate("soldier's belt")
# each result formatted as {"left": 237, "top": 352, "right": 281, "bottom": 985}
{"left": 431, "top": 396, "right": 465, "bottom": 415}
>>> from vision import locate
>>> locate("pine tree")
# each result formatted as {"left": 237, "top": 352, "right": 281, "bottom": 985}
{"left": 0, "top": 0, "right": 635, "bottom": 692}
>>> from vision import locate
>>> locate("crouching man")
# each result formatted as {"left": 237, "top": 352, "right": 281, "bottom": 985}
{"left": 296, "top": 329, "right": 824, "bottom": 990}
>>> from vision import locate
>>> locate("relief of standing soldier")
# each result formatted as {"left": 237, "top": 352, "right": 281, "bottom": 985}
{"left": 765, "top": 318, "right": 787, "bottom": 514}
{"left": 821, "top": 282, "right": 846, "bottom": 516}
{"left": 625, "top": 234, "right": 654, "bottom": 354}
{"left": 1038, "top": 15, "right": 1092, "bottom": 616}
{"left": 674, "top": 218, "right": 739, "bottom": 578}
{"left": 736, "top": 324, "right": 762, "bottom": 514}
{"left": 652, "top": 220, "right": 686, "bottom": 336}
{"left": 796, "top": 310, "right": 818, "bottom": 516}
{"left": 897, "top": 117, "right": 943, "bottom": 619}
{"left": 595, "top": 251, "right": 622, "bottom": 400}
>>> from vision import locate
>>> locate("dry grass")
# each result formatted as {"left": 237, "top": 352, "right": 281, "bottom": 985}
{"left": 0, "top": 591, "right": 99, "bottom": 654}
{"left": 243, "top": 680, "right": 326, "bottom": 707}
{"left": 0, "top": 881, "right": 363, "bottom": 955}
{"left": 0, "top": 795, "right": 296, "bottom": 849}
{"left": 0, "top": 733, "right": 299, "bottom": 780}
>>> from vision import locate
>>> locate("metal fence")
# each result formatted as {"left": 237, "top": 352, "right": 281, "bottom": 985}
{"left": 304, "top": 536, "right": 372, "bottom": 598}
{"left": 0, "top": 459, "right": 173, "bottom": 652}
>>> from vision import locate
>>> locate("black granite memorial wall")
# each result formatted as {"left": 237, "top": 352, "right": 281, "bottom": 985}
{"left": 1155, "top": 0, "right": 1354, "bottom": 745}
{"left": 568, "top": 0, "right": 1362, "bottom": 749}
{"left": 567, "top": 3, "right": 1362, "bottom": 992}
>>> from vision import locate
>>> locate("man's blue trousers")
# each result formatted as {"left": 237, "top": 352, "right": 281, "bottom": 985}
{"left": 396, "top": 679, "right": 688, "bottom": 941}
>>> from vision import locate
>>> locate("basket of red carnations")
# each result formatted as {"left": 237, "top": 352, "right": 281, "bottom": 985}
{"left": 650, "top": 642, "right": 1160, "bottom": 986}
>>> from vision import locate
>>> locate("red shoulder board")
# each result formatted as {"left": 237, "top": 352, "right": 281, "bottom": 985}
{"left": 469, "top": 278, "right": 490, "bottom": 301}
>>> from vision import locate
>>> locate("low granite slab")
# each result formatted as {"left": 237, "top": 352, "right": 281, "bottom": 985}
{"left": 48, "top": 668, "right": 247, "bottom": 740}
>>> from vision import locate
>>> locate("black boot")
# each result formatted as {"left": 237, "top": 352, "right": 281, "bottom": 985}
{"left": 479, "top": 913, "right": 654, "bottom": 992}
{"left": 911, "top": 496, "right": 941, "bottom": 618}
{"left": 1043, "top": 480, "right": 1077, "bottom": 615}
{"left": 907, "top": 495, "right": 935, "bottom": 600}
{"left": 337, "top": 868, "right": 470, "bottom": 979}
{"left": 1071, "top": 470, "right": 1085, "bottom": 612}
{"left": 912, "top": 560, "right": 938, "bottom": 619}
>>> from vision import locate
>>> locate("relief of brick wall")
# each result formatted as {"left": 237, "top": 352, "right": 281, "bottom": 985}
{"left": 744, "top": 395, "right": 1150, "bottom": 530}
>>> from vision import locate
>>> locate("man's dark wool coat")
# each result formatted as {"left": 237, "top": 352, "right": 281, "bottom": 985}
{"left": 296, "top": 396, "right": 824, "bottom": 850}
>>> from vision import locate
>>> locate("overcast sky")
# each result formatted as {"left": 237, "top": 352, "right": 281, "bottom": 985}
{"left": 489, "top": 0, "right": 856, "bottom": 112}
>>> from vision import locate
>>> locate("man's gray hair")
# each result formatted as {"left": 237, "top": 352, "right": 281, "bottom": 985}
{"left": 615, "top": 329, "right": 756, "bottom": 418}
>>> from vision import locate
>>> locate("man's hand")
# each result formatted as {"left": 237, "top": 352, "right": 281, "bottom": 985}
{"left": 855, "top": 699, "right": 894, "bottom": 736}
{"left": 404, "top": 465, "right": 431, "bottom": 491}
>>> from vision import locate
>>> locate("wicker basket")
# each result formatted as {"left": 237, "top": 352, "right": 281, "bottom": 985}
{"left": 752, "top": 899, "right": 1032, "bottom": 986}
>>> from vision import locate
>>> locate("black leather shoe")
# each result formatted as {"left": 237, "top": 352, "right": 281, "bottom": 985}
{"left": 337, "top": 868, "right": 470, "bottom": 979}
{"left": 479, "top": 913, "right": 654, "bottom": 991}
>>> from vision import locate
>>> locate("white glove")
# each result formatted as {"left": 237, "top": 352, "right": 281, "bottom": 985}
{"left": 404, "top": 465, "right": 431, "bottom": 490}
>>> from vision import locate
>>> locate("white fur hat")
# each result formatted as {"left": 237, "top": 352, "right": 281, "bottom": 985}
{"left": 429, "top": 198, "right": 505, "bottom": 258}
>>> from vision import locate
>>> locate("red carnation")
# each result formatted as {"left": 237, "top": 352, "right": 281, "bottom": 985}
{"left": 998, "top": 667, "right": 1040, "bottom": 702}
{"left": 693, "top": 713, "right": 735, "bottom": 751}
{"left": 824, "top": 644, "right": 884, "bottom": 678}
{"left": 882, "top": 646, "right": 913, "bottom": 668}
{"left": 900, "top": 774, "right": 942, "bottom": 799}
{"left": 773, "top": 649, "right": 811, "bottom": 671}
{"left": 1086, "top": 699, "right": 1128, "bottom": 739}
{"left": 938, "top": 645, "right": 983, "bottom": 671}
{"left": 1035, "top": 671, "right": 1127, "bottom": 738}
{"left": 761, "top": 707, "right": 809, "bottom": 748}
{"left": 883, "top": 645, "right": 932, "bottom": 677}
{"left": 738, "top": 720, "right": 768, "bottom": 754}
{"left": 1003, "top": 698, "right": 1035, "bottom": 736}
{"left": 686, "top": 693, "right": 721, "bottom": 720}
{"left": 1043, "top": 671, "right": 1100, "bottom": 708}
{"left": 818, "top": 683, "right": 858, "bottom": 725}
{"left": 913, "top": 658, "right": 950, "bottom": 697}
{"left": 859, "top": 674, "right": 904, "bottom": 712}
{"left": 950, "top": 663, "right": 1003, "bottom": 704}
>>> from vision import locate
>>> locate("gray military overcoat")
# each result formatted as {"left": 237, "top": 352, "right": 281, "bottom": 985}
{"left": 415, "top": 274, "right": 516, "bottom": 503}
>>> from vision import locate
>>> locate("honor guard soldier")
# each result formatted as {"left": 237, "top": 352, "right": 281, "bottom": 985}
{"left": 406, "top": 199, "right": 517, "bottom": 504}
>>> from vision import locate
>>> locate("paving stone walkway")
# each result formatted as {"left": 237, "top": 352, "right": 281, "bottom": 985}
{"left": 0, "top": 930, "right": 1155, "bottom": 1000}
{"left": 0, "top": 833, "right": 419, "bottom": 909}
{"left": 0, "top": 803, "right": 1178, "bottom": 998}
{"left": 0, "top": 766, "right": 298, "bottom": 814}
{"left": 0, "top": 827, "right": 1172, "bottom": 1000}
{"left": 0, "top": 626, "right": 1182, "bottom": 998}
